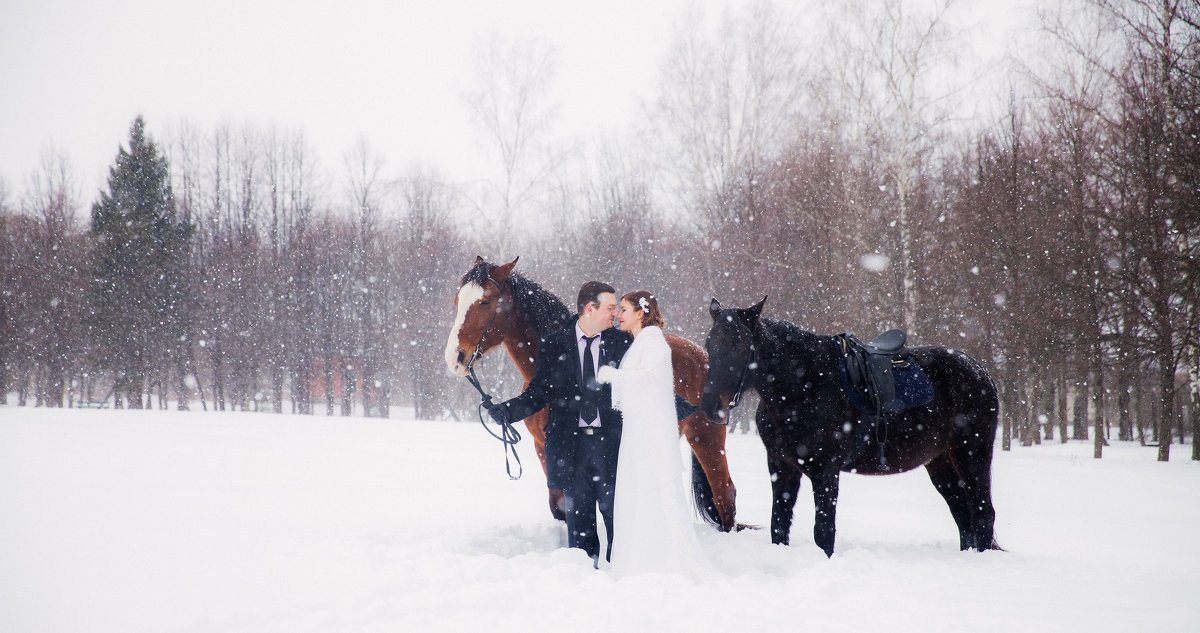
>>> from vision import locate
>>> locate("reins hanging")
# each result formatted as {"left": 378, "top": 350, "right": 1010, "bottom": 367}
{"left": 465, "top": 364, "right": 522, "bottom": 481}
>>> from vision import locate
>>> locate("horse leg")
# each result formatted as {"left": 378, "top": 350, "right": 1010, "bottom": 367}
{"left": 682, "top": 417, "right": 737, "bottom": 531}
{"left": 947, "top": 425, "right": 1000, "bottom": 551}
{"left": 769, "top": 464, "right": 802, "bottom": 545}
{"left": 809, "top": 470, "right": 841, "bottom": 557}
{"left": 525, "top": 410, "right": 566, "bottom": 521}
{"left": 924, "top": 454, "right": 974, "bottom": 550}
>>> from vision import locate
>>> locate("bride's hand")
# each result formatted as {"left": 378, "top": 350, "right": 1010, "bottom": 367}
{"left": 596, "top": 365, "right": 617, "bottom": 384}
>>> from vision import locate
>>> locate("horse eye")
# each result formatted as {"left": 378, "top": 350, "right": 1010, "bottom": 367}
{"left": 479, "top": 300, "right": 490, "bottom": 306}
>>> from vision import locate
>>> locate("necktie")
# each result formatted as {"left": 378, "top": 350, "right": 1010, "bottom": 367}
{"left": 580, "top": 334, "right": 599, "bottom": 424}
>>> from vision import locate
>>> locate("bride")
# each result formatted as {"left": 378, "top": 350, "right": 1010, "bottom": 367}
{"left": 597, "top": 290, "right": 708, "bottom": 577}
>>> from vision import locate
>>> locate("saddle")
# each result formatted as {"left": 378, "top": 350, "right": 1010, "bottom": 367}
{"left": 837, "top": 329, "right": 933, "bottom": 469}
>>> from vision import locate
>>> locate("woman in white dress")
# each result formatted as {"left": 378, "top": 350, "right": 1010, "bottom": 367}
{"left": 596, "top": 291, "right": 707, "bottom": 578}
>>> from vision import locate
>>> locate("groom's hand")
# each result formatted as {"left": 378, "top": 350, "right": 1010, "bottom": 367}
{"left": 487, "top": 403, "right": 512, "bottom": 426}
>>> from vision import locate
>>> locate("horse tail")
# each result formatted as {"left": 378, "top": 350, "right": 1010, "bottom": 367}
{"left": 690, "top": 453, "right": 722, "bottom": 526}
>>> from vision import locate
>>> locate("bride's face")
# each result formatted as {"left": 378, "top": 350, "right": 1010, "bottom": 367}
{"left": 617, "top": 300, "right": 643, "bottom": 334}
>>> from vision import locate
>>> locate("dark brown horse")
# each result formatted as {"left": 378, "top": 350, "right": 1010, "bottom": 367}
{"left": 445, "top": 257, "right": 737, "bottom": 531}
{"left": 700, "top": 297, "right": 1001, "bottom": 555}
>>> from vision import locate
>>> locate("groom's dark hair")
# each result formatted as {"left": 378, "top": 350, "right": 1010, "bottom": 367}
{"left": 577, "top": 281, "right": 616, "bottom": 314}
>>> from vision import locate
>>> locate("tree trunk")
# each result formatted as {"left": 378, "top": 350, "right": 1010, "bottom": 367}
{"left": 126, "top": 374, "right": 145, "bottom": 409}
{"left": 1134, "top": 370, "right": 1146, "bottom": 444}
{"left": 192, "top": 347, "right": 208, "bottom": 412}
{"left": 1191, "top": 359, "right": 1199, "bottom": 461}
{"left": 1021, "top": 380, "right": 1041, "bottom": 446}
{"left": 1057, "top": 370, "right": 1069, "bottom": 443}
{"left": 272, "top": 365, "right": 284, "bottom": 414}
{"left": 1157, "top": 362, "right": 1174, "bottom": 462}
{"left": 0, "top": 350, "right": 7, "bottom": 404}
{"left": 361, "top": 362, "right": 375, "bottom": 418}
{"left": 324, "top": 355, "right": 334, "bottom": 417}
{"left": 1176, "top": 397, "right": 1186, "bottom": 446}
{"left": 378, "top": 377, "right": 390, "bottom": 419}
{"left": 211, "top": 341, "right": 226, "bottom": 411}
{"left": 897, "top": 184, "right": 919, "bottom": 342}
{"left": 1191, "top": 385, "right": 1199, "bottom": 461}
{"left": 341, "top": 361, "right": 355, "bottom": 417}
{"left": 1117, "top": 368, "right": 1132, "bottom": 441}
{"left": 1072, "top": 377, "right": 1089, "bottom": 440}
{"left": 293, "top": 353, "right": 311, "bottom": 415}
{"left": 174, "top": 354, "right": 191, "bottom": 411}
{"left": 1091, "top": 354, "right": 1106, "bottom": 457}
{"left": 1000, "top": 364, "right": 1017, "bottom": 451}
{"left": 1044, "top": 381, "right": 1056, "bottom": 442}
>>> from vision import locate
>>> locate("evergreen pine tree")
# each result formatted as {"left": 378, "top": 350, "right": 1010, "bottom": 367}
{"left": 88, "top": 116, "right": 193, "bottom": 408}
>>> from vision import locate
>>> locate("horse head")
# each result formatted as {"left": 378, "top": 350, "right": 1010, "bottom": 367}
{"left": 444, "top": 256, "right": 519, "bottom": 376}
{"left": 699, "top": 296, "right": 767, "bottom": 424}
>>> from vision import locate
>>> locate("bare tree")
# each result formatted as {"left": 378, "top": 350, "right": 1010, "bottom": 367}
{"left": 822, "top": 0, "right": 968, "bottom": 340}
{"left": 342, "top": 138, "right": 393, "bottom": 416}
{"left": 260, "top": 126, "right": 320, "bottom": 413}
{"left": 21, "top": 150, "right": 86, "bottom": 407}
{"left": 464, "top": 33, "right": 560, "bottom": 257}
{"left": 652, "top": 0, "right": 807, "bottom": 297}
{"left": 394, "top": 166, "right": 460, "bottom": 420}
{"left": 0, "top": 177, "right": 13, "bottom": 403}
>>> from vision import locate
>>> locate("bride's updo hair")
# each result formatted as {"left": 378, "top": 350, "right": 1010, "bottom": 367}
{"left": 621, "top": 290, "right": 664, "bottom": 329}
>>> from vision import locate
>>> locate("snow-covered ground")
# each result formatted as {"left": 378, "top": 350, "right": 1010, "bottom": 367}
{"left": 1, "top": 406, "right": 1197, "bottom": 633}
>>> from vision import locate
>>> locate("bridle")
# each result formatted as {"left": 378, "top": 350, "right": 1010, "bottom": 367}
{"left": 462, "top": 277, "right": 508, "bottom": 378}
{"left": 459, "top": 276, "right": 522, "bottom": 480}
{"left": 718, "top": 323, "right": 757, "bottom": 423}
{"left": 726, "top": 342, "right": 756, "bottom": 411}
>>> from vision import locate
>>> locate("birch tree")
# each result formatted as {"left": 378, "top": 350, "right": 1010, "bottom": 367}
{"left": 823, "top": 0, "right": 966, "bottom": 340}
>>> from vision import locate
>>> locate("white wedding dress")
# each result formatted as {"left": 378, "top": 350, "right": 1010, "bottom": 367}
{"left": 607, "top": 326, "right": 707, "bottom": 578}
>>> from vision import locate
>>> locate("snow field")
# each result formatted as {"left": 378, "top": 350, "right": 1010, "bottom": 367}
{"left": 1, "top": 407, "right": 1197, "bottom": 632}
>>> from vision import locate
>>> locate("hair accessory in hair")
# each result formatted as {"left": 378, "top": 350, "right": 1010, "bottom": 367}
{"left": 638, "top": 296, "right": 651, "bottom": 312}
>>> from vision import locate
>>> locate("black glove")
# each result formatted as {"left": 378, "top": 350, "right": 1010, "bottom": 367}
{"left": 674, "top": 395, "right": 698, "bottom": 422}
{"left": 487, "top": 403, "right": 512, "bottom": 426}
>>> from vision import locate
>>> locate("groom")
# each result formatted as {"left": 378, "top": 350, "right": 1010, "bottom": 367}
{"left": 486, "top": 281, "right": 629, "bottom": 565}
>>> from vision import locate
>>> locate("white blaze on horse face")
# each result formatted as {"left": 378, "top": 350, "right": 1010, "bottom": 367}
{"left": 445, "top": 282, "right": 485, "bottom": 376}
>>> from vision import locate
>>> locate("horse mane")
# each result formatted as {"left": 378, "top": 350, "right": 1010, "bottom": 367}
{"left": 509, "top": 272, "right": 573, "bottom": 337}
{"left": 757, "top": 317, "right": 830, "bottom": 370}
{"left": 463, "top": 260, "right": 573, "bottom": 338}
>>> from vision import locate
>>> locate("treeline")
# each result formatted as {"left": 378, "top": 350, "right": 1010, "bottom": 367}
{"left": 0, "top": 118, "right": 472, "bottom": 420}
{"left": 0, "top": 0, "right": 1196, "bottom": 459}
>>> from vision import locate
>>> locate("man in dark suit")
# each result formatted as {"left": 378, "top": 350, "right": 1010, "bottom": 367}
{"left": 486, "top": 281, "right": 629, "bottom": 565}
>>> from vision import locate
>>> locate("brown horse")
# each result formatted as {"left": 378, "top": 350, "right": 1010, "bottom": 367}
{"left": 444, "top": 257, "right": 737, "bottom": 531}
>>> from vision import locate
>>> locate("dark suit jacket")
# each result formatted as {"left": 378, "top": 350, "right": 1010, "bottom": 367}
{"left": 498, "top": 318, "right": 633, "bottom": 490}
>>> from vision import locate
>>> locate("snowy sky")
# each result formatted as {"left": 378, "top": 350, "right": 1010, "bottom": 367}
{"left": 0, "top": 0, "right": 1035, "bottom": 201}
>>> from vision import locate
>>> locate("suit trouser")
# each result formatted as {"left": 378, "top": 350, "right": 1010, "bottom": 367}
{"left": 564, "top": 430, "right": 615, "bottom": 561}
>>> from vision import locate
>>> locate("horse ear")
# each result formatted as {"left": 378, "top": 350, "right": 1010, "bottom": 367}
{"left": 491, "top": 257, "right": 519, "bottom": 283}
{"left": 743, "top": 295, "right": 767, "bottom": 325}
{"left": 473, "top": 255, "right": 485, "bottom": 267}
{"left": 709, "top": 298, "right": 722, "bottom": 320}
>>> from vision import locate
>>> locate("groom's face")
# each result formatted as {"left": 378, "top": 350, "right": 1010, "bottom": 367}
{"left": 583, "top": 292, "right": 619, "bottom": 332}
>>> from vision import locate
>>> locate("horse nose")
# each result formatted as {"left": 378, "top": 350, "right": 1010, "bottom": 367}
{"left": 445, "top": 348, "right": 470, "bottom": 377}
